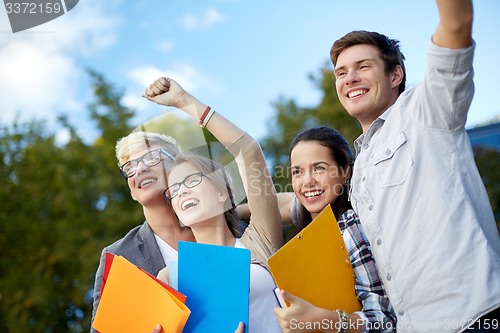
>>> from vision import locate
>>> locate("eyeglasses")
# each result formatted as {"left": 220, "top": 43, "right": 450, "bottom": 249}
{"left": 119, "top": 148, "right": 175, "bottom": 179}
{"left": 164, "top": 172, "right": 206, "bottom": 201}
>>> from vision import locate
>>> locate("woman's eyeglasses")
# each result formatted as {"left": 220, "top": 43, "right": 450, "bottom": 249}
{"left": 119, "top": 148, "right": 175, "bottom": 178}
{"left": 164, "top": 172, "right": 206, "bottom": 201}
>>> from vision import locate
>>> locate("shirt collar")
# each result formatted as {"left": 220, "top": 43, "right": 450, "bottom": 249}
{"left": 354, "top": 107, "right": 393, "bottom": 154}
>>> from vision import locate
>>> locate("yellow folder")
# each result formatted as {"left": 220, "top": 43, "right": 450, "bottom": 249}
{"left": 268, "top": 205, "right": 361, "bottom": 313}
{"left": 92, "top": 255, "right": 191, "bottom": 333}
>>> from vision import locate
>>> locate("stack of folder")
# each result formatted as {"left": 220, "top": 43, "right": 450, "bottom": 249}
{"left": 92, "top": 253, "right": 190, "bottom": 333}
{"left": 92, "top": 243, "right": 251, "bottom": 333}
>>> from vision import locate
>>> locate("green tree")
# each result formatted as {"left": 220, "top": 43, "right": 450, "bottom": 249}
{"left": 473, "top": 146, "right": 500, "bottom": 231}
{"left": 85, "top": 69, "right": 144, "bottom": 240}
{"left": 0, "top": 70, "right": 141, "bottom": 332}
{"left": 262, "top": 64, "right": 361, "bottom": 192}
{"left": 0, "top": 119, "right": 102, "bottom": 332}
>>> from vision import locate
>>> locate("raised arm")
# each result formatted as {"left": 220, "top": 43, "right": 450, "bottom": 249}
{"left": 143, "top": 78, "right": 243, "bottom": 145}
{"left": 143, "top": 78, "right": 283, "bottom": 249}
{"left": 433, "top": 0, "right": 473, "bottom": 49}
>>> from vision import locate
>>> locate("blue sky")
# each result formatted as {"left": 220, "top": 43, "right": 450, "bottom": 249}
{"left": 1, "top": 0, "right": 499, "bottom": 143}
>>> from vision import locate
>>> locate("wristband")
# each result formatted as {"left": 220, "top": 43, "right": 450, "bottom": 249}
{"left": 199, "top": 106, "right": 214, "bottom": 127}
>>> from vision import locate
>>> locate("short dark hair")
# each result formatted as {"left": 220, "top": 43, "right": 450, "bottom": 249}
{"left": 330, "top": 30, "right": 406, "bottom": 94}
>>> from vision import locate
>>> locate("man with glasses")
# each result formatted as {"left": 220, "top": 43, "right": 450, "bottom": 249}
{"left": 118, "top": 148, "right": 176, "bottom": 179}
{"left": 90, "top": 131, "right": 195, "bottom": 333}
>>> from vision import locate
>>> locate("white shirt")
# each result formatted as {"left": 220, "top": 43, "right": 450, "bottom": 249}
{"left": 350, "top": 40, "right": 500, "bottom": 333}
{"left": 235, "top": 239, "right": 281, "bottom": 333}
{"left": 154, "top": 234, "right": 178, "bottom": 265}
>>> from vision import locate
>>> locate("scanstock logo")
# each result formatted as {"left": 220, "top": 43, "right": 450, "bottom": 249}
{"left": 4, "top": 0, "right": 79, "bottom": 33}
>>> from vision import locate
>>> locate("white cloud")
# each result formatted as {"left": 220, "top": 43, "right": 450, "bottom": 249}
{"left": 157, "top": 40, "right": 174, "bottom": 54}
{"left": 126, "top": 63, "right": 220, "bottom": 95}
{"left": 204, "top": 8, "right": 225, "bottom": 26}
{"left": 0, "top": 0, "right": 120, "bottom": 132}
{"left": 179, "top": 8, "right": 225, "bottom": 31}
{"left": 127, "top": 65, "right": 166, "bottom": 89}
{"left": 124, "top": 63, "right": 225, "bottom": 123}
{"left": 55, "top": 127, "right": 72, "bottom": 146}
{"left": 0, "top": 40, "right": 80, "bottom": 123}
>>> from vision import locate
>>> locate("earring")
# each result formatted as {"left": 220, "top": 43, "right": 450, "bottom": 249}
{"left": 344, "top": 179, "right": 349, "bottom": 185}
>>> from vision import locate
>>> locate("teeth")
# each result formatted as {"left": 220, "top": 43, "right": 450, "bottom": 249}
{"left": 348, "top": 89, "right": 367, "bottom": 98}
{"left": 182, "top": 199, "right": 199, "bottom": 211}
{"left": 304, "top": 190, "right": 323, "bottom": 198}
{"left": 139, "top": 178, "right": 155, "bottom": 188}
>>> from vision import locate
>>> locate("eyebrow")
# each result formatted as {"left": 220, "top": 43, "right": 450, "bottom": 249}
{"left": 334, "top": 58, "right": 376, "bottom": 74}
{"left": 291, "top": 161, "right": 331, "bottom": 169}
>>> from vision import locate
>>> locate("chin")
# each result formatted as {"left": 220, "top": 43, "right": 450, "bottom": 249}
{"left": 177, "top": 213, "right": 198, "bottom": 227}
{"left": 302, "top": 202, "right": 324, "bottom": 215}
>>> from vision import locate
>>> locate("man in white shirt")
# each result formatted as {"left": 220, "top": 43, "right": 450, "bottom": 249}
{"left": 330, "top": 0, "right": 500, "bottom": 332}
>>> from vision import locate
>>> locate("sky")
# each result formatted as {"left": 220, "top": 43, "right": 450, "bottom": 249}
{"left": 1, "top": 0, "right": 499, "bottom": 144}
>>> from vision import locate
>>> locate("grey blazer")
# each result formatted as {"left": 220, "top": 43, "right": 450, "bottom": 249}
{"left": 90, "top": 221, "right": 165, "bottom": 333}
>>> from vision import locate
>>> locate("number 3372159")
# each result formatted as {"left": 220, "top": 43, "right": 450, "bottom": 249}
{"left": 5, "top": 2, "right": 62, "bottom": 14}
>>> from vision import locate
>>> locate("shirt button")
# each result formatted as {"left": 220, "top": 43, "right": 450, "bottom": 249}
{"left": 362, "top": 176, "right": 366, "bottom": 181}
{"left": 369, "top": 204, "right": 373, "bottom": 211}
{"left": 398, "top": 310, "right": 405, "bottom": 316}
{"left": 386, "top": 273, "right": 392, "bottom": 281}
{"left": 363, "top": 144, "right": 369, "bottom": 150}
{"left": 377, "top": 239, "right": 382, "bottom": 245}
{"left": 385, "top": 148, "right": 391, "bottom": 155}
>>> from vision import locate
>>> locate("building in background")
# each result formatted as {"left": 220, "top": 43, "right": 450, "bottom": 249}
{"left": 468, "top": 122, "right": 500, "bottom": 150}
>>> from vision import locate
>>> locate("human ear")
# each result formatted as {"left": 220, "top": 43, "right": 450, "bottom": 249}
{"left": 391, "top": 65, "right": 404, "bottom": 89}
{"left": 342, "top": 165, "right": 352, "bottom": 181}
{"left": 218, "top": 192, "right": 228, "bottom": 203}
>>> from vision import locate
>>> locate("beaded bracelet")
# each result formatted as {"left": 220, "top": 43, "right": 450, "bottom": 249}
{"left": 335, "top": 309, "right": 349, "bottom": 333}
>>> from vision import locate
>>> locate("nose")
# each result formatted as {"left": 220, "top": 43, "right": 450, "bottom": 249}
{"left": 135, "top": 160, "right": 150, "bottom": 175}
{"left": 177, "top": 183, "right": 190, "bottom": 197}
{"left": 303, "top": 171, "right": 316, "bottom": 187}
{"left": 345, "top": 70, "right": 360, "bottom": 85}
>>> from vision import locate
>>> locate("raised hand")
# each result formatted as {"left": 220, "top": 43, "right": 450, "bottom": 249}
{"left": 142, "top": 77, "right": 190, "bottom": 109}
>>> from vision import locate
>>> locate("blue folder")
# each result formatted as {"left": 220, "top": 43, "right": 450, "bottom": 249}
{"left": 178, "top": 241, "right": 251, "bottom": 333}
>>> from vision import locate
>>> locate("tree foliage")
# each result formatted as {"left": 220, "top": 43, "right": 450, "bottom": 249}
{"left": 473, "top": 146, "right": 500, "bottom": 230}
{"left": 0, "top": 70, "right": 140, "bottom": 332}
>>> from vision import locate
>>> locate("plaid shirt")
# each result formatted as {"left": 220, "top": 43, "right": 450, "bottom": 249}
{"left": 338, "top": 209, "right": 396, "bottom": 333}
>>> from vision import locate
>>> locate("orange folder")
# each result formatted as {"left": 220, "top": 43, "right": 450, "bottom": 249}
{"left": 92, "top": 254, "right": 190, "bottom": 333}
{"left": 268, "top": 205, "right": 361, "bottom": 313}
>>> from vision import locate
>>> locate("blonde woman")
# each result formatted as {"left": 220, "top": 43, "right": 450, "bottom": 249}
{"left": 144, "top": 77, "right": 283, "bottom": 333}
